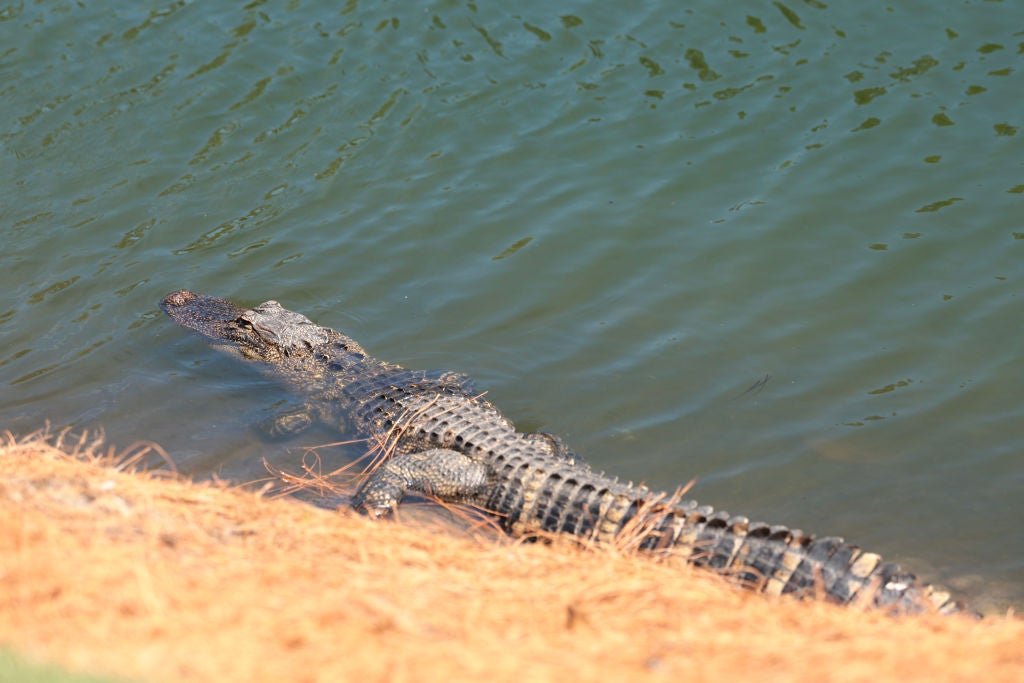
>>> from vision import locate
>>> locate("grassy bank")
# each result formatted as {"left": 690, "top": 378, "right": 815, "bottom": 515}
{"left": 0, "top": 649, "right": 125, "bottom": 683}
{"left": 0, "top": 431, "right": 1020, "bottom": 682}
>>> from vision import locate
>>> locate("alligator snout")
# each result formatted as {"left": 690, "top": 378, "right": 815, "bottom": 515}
{"left": 161, "top": 290, "right": 196, "bottom": 308}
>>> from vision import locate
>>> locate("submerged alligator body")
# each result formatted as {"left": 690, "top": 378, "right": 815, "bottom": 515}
{"left": 160, "top": 290, "right": 969, "bottom": 616}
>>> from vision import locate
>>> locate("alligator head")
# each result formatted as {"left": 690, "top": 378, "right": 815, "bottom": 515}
{"left": 160, "top": 290, "right": 342, "bottom": 362}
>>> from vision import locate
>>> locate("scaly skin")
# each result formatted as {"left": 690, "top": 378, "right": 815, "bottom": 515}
{"left": 160, "top": 290, "right": 971, "bottom": 616}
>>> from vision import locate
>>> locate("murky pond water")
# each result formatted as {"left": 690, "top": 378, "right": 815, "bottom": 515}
{"left": 2, "top": 1, "right": 1022, "bottom": 611}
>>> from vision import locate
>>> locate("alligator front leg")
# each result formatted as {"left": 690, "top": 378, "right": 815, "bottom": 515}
{"left": 352, "top": 449, "right": 489, "bottom": 517}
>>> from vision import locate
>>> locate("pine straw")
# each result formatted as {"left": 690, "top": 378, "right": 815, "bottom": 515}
{"left": 0, "top": 432, "right": 1020, "bottom": 683}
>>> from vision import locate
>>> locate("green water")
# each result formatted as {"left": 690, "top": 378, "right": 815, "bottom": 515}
{"left": 2, "top": 1, "right": 1021, "bottom": 611}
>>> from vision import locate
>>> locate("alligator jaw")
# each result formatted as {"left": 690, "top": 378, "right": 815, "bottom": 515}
{"left": 160, "top": 290, "right": 352, "bottom": 364}
{"left": 160, "top": 290, "right": 287, "bottom": 362}
{"left": 160, "top": 290, "right": 247, "bottom": 341}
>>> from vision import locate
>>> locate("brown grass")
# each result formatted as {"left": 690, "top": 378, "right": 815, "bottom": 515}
{"left": 0, "top": 430, "right": 1020, "bottom": 683}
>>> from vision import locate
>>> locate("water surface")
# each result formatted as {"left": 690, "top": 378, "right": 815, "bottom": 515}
{"left": 2, "top": 1, "right": 1022, "bottom": 611}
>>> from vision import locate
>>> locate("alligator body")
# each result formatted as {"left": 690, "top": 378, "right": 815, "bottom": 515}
{"left": 160, "top": 290, "right": 969, "bottom": 616}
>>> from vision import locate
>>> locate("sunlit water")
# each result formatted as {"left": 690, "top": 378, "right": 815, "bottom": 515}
{"left": 2, "top": 1, "right": 1022, "bottom": 611}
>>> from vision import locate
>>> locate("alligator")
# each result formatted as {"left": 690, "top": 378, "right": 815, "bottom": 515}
{"left": 160, "top": 290, "right": 970, "bottom": 616}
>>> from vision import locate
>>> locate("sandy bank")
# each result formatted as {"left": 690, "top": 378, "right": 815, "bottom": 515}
{"left": 0, "top": 431, "right": 1020, "bottom": 682}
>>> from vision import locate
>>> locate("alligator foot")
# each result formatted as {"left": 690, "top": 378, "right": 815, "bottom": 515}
{"left": 525, "top": 431, "right": 588, "bottom": 467}
{"left": 259, "top": 401, "right": 329, "bottom": 439}
{"left": 352, "top": 448, "right": 489, "bottom": 516}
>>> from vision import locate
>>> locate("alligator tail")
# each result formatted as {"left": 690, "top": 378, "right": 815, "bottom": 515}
{"left": 501, "top": 465, "right": 969, "bottom": 615}
{"left": 650, "top": 502, "right": 967, "bottom": 615}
